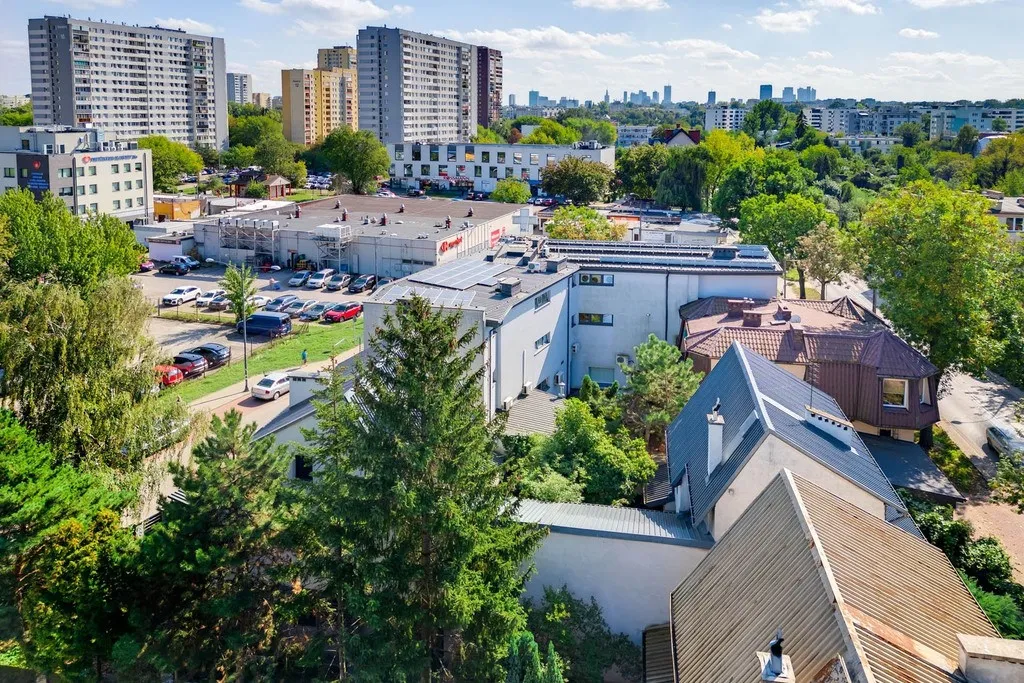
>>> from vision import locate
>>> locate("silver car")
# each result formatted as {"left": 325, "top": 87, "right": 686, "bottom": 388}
{"left": 986, "top": 424, "right": 1024, "bottom": 458}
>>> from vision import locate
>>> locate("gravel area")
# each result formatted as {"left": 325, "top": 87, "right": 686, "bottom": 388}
{"left": 958, "top": 494, "right": 1024, "bottom": 584}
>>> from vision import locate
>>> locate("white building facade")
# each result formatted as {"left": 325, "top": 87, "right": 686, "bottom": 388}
{"left": 616, "top": 126, "right": 655, "bottom": 147}
{"left": 704, "top": 106, "right": 747, "bottom": 132}
{"left": 226, "top": 72, "right": 252, "bottom": 105}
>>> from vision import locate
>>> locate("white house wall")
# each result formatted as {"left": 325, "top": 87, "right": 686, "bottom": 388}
{"left": 697, "top": 273, "right": 779, "bottom": 300}
{"left": 524, "top": 531, "right": 708, "bottom": 644}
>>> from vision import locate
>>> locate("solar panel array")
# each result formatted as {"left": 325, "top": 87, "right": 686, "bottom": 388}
{"left": 379, "top": 285, "right": 477, "bottom": 308}
{"left": 409, "top": 260, "right": 515, "bottom": 290}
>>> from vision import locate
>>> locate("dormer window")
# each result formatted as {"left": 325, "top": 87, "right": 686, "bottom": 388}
{"left": 920, "top": 378, "right": 932, "bottom": 406}
{"left": 882, "top": 378, "right": 908, "bottom": 409}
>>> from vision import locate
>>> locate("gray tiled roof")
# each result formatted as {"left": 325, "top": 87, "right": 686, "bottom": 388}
{"left": 667, "top": 342, "right": 905, "bottom": 525}
{"left": 503, "top": 390, "right": 565, "bottom": 436}
{"left": 515, "top": 499, "right": 713, "bottom": 548}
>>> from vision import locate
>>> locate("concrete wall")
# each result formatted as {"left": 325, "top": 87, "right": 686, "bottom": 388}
{"left": 710, "top": 433, "right": 887, "bottom": 539}
{"left": 524, "top": 531, "right": 708, "bottom": 644}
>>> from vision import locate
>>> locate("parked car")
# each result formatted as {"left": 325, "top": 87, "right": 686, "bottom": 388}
{"left": 407, "top": 188, "right": 424, "bottom": 197}
{"left": 251, "top": 373, "right": 290, "bottom": 401}
{"left": 184, "top": 343, "right": 231, "bottom": 369}
{"left": 171, "top": 352, "right": 209, "bottom": 379}
{"left": 348, "top": 274, "right": 377, "bottom": 293}
{"left": 288, "top": 270, "right": 312, "bottom": 286}
{"left": 207, "top": 295, "right": 233, "bottom": 311}
{"left": 159, "top": 262, "right": 190, "bottom": 276}
{"left": 249, "top": 295, "right": 270, "bottom": 309}
{"left": 196, "top": 289, "right": 227, "bottom": 307}
{"left": 306, "top": 268, "right": 336, "bottom": 288}
{"left": 986, "top": 424, "right": 1024, "bottom": 457}
{"left": 299, "top": 303, "right": 332, "bottom": 322}
{"left": 237, "top": 312, "right": 292, "bottom": 337}
{"left": 284, "top": 299, "right": 318, "bottom": 318}
{"left": 139, "top": 259, "right": 155, "bottom": 272}
{"left": 162, "top": 286, "right": 202, "bottom": 306}
{"left": 172, "top": 255, "right": 201, "bottom": 269}
{"left": 155, "top": 365, "right": 184, "bottom": 387}
{"left": 325, "top": 273, "right": 352, "bottom": 291}
{"left": 373, "top": 277, "right": 394, "bottom": 291}
{"left": 324, "top": 301, "right": 362, "bottom": 323}
{"left": 265, "top": 294, "right": 298, "bottom": 312}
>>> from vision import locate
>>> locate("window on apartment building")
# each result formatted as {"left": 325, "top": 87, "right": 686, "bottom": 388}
{"left": 2, "top": 168, "right": 13, "bottom": 178}
{"left": 882, "top": 378, "right": 908, "bottom": 409}
{"left": 429, "top": 145, "right": 439, "bottom": 162}
{"left": 479, "top": 150, "right": 489, "bottom": 163}
{"left": 125, "top": 198, "right": 132, "bottom": 208}
{"left": 88, "top": 166, "right": 96, "bottom": 175}
{"left": 77, "top": 205, "right": 87, "bottom": 215}
{"left": 403, "top": 163, "right": 413, "bottom": 177}
{"left": 88, "top": 184, "right": 97, "bottom": 194}
{"left": 112, "top": 200, "right": 120, "bottom": 210}
{"left": 58, "top": 187, "right": 73, "bottom": 196}
{"left": 489, "top": 166, "right": 498, "bottom": 178}
{"left": 438, "top": 165, "right": 448, "bottom": 177}
{"left": 529, "top": 153, "right": 539, "bottom": 165}
{"left": 588, "top": 366, "right": 615, "bottom": 386}
{"left": 534, "top": 333, "right": 551, "bottom": 351}
{"left": 135, "top": 162, "right": 142, "bottom": 172}
{"left": 447, "top": 145, "right": 457, "bottom": 162}
{"left": 137, "top": 197, "right": 143, "bottom": 206}
{"left": 111, "top": 164, "right": 119, "bottom": 173}
{"left": 135, "top": 179, "right": 142, "bottom": 189}
{"left": 421, "top": 164, "right": 430, "bottom": 176}
{"left": 20, "top": 140, "right": 29, "bottom": 150}
{"left": 579, "top": 273, "right": 614, "bottom": 286}
{"left": 919, "top": 378, "right": 932, "bottom": 406}
{"left": 546, "top": 154, "right": 556, "bottom": 166}
{"left": 412, "top": 145, "right": 421, "bottom": 161}
{"left": 89, "top": 203, "right": 98, "bottom": 213}
{"left": 496, "top": 151, "right": 505, "bottom": 164}
{"left": 513, "top": 152, "right": 523, "bottom": 165}
{"left": 123, "top": 163, "right": 131, "bottom": 172}
{"left": 465, "top": 145, "right": 475, "bottom": 162}
{"left": 579, "top": 313, "right": 613, "bottom": 326}
{"left": 521, "top": 168, "right": 530, "bottom": 180}
{"left": 394, "top": 144, "right": 404, "bottom": 161}
{"left": 534, "top": 291, "right": 551, "bottom": 309}
{"left": 76, "top": 167, "right": 84, "bottom": 177}
{"left": 112, "top": 181, "right": 120, "bottom": 191}
{"left": 58, "top": 168, "right": 72, "bottom": 178}
{"left": 77, "top": 185, "right": 85, "bottom": 196}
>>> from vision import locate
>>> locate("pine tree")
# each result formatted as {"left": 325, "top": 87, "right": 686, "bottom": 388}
{"left": 309, "top": 295, "right": 544, "bottom": 681}
{"left": 134, "top": 410, "right": 297, "bottom": 680}
{"left": 541, "top": 642, "right": 565, "bottom": 683}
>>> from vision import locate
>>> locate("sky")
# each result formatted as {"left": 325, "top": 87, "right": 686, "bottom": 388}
{"left": 2, "top": 0, "right": 1023, "bottom": 105}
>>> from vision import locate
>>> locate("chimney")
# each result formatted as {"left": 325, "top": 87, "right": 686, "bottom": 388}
{"left": 707, "top": 398, "right": 725, "bottom": 476}
{"left": 776, "top": 304, "right": 792, "bottom": 321}
{"left": 957, "top": 634, "right": 1024, "bottom": 683}
{"left": 498, "top": 277, "right": 521, "bottom": 297}
{"left": 743, "top": 311, "right": 763, "bottom": 327}
{"left": 804, "top": 405, "right": 854, "bottom": 446}
{"left": 727, "top": 298, "right": 755, "bottom": 315}
{"left": 546, "top": 256, "right": 567, "bottom": 273}
{"left": 756, "top": 629, "right": 795, "bottom": 683}
{"left": 790, "top": 323, "right": 804, "bottom": 351}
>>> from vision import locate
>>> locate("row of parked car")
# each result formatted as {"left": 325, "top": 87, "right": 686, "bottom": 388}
{"left": 287, "top": 269, "right": 391, "bottom": 294}
{"left": 264, "top": 296, "right": 363, "bottom": 322}
{"left": 155, "top": 342, "right": 232, "bottom": 387}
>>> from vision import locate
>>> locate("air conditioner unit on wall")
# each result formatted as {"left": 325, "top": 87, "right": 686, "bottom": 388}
{"left": 521, "top": 381, "right": 533, "bottom": 395}
{"left": 571, "top": 343, "right": 580, "bottom": 353}
{"left": 616, "top": 353, "right": 631, "bottom": 366}
{"left": 502, "top": 397, "right": 515, "bottom": 411}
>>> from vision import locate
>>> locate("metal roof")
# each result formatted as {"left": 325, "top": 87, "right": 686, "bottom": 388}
{"left": 515, "top": 499, "right": 712, "bottom": 548}
{"left": 865, "top": 434, "right": 965, "bottom": 504}
{"left": 503, "top": 390, "right": 565, "bottom": 437}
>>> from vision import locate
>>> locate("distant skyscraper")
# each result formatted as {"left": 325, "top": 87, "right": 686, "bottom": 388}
{"left": 652, "top": 91, "right": 660, "bottom": 104}
{"left": 528, "top": 90, "right": 540, "bottom": 107}
{"left": 782, "top": 86, "right": 795, "bottom": 104}
{"left": 317, "top": 45, "right": 356, "bottom": 70}
{"left": 623, "top": 90, "right": 628, "bottom": 104}
{"left": 604, "top": 89, "right": 610, "bottom": 105}
{"left": 707, "top": 91, "right": 717, "bottom": 105}
{"left": 282, "top": 68, "right": 357, "bottom": 145}
{"left": 509, "top": 93, "right": 516, "bottom": 107}
{"left": 663, "top": 85, "right": 672, "bottom": 105}
{"left": 226, "top": 72, "right": 252, "bottom": 105}
{"left": 797, "top": 86, "right": 817, "bottom": 102}
{"left": 759, "top": 84, "right": 773, "bottom": 101}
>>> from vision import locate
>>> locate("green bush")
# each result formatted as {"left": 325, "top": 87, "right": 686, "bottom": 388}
{"left": 927, "top": 426, "right": 985, "bottom": 494}
{"left": 963, "top": 574, "right": 1024, "bottom": 638}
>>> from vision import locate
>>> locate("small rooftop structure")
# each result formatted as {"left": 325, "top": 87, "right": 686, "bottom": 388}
{"left": 503, "top": 390, "right": 565, "bottom": 437}
{"left": 544, "top": 240, "right": 782, "bottom": 275}
{"left": 515, "top": 499, "right": 712, "bottom": 548}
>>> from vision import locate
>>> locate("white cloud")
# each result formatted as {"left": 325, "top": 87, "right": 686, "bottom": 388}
{"left": 806, "top": 50, "right": 833, "bottom": 59}
{"left": 239, "top": 0, "right": 393, "bottom": 36}
{"left": 46, "top": 0, "right": 133, "bottom": 7}
{"left": 572, "top": 0, "right": 669, "bottom": 9}
{"left": 660, "top": 38, "right": 759, "bottom": 60}
{"left": 899, "top": 27, "right": 940, "bottom": 38}
{"left": 153, "top": 17, "right": 217, "bottom": 35}
{"left": 392, "top": 3, "right": 414, "bottom": 13}
{"left": 720, "top": 22, "right": 733, "bottom": 29}
{"left": 443, "top": 27, "right": 632, "bottom": 60}
{"left": 907, "top": 0, "right": 1000, "bottom": 7}
{"left": 803, "top": 0, "right": 879, "bottom": 14}
{"left": 753, "top": 8, "right": 818, "bottom": 32}
{"left": 890, "top": 50, "right": 1000, "bottom": 67}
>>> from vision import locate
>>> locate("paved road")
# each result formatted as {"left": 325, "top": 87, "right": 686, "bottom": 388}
{"left": 940, "top": 371, "right": 1024, "bottom": 479}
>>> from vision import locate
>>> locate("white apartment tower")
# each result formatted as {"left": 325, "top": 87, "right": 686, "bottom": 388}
{"left": 357, "top": 26, "right": 478, "bottom": 144}
{"left": 27, "top": 16, "right": 229, "bottom": 149}
{"left": 704, "top": 105, "right": 748, "bottom": 132}
{"left": 226, "top": 72, "right": 252, "bottom": 105}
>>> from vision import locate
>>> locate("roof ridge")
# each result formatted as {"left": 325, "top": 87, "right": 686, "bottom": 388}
{"left": 733, "top": 342, "right": 773, "bottom": 432}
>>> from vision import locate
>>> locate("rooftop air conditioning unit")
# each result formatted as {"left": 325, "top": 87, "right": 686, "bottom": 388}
{"left": 527, "top": 262, "right": 542, "bottom": 273}
{"left": 616, "top": 353, "right": 631, "bottom": 366}
{"left": 521, "top": 381, "right": 533, "bottom": 395}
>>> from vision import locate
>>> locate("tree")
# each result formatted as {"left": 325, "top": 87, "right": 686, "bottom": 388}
{"left": 473, "top": 125, "right": 505, "bottom": 143}
{"left": 615, "top": 144, "right": 670, "bottom": 200}
{"left": 895, "top": 122, "right": 925, "bottom": 148}
{"left": 655, "top": 145, "right": 710, "bottom": 210}
{"left": 194, "top": 144, "right": 221, "bottom": 168}
{"left": 741, "top": 100, "right": 789, "bottom": 146}
{"left": 974, "top": 132, "right": 1024, "bottom": 188}
{"left": 221, "top": 264, "right": 257, "bottom": 390}
{"left": 739, "top": 193, "right": 837, "bottom": 298}
{"left": 133, "top": 411, "right": 297, "bottom": 680}
{"left": 202, "top": 175, "right": 225, "bottom": 196}
{"left": 800, "top": 144, "right": 841, "bottom": 180}
{"left": 562, "top": 117, "right": 617, "bottom": 145}
{"left": 545, "top": 206, "right": 623, "bottom": 240}
{"left": 617, "top": 334, "right": 702, "bottom": 450}
{"left": 928, "top": 151, "right": 975, "bottom": 188}
{"left": 229, "top": 114, "right": 282, "bottom": 148}
{"left": 505, "top": 632, "right": 565, "bottom": 683}
{"left": 302, "top": 296, "right": 544, "bottom": 680}
{"left": 797, "top": 221, "right": 858, "bottom": 299}
{"left": 0, "top": 103, "right": 32, "bottom": 126}
{"left": 712, "top": 150, "right": 811, "bottom": 219}
{"left": 526, "top": 586, "right": 641, "bottom": 683}
{"left": 520, "top": 120, "right": 580, "bottom": 145}
{"left": 953, "top": 124, "right": 979, "bottom": 155}
{"left": 992, "top": 451, "right": 1024, "bottom": 515}
{"left": 222, "top": 144, "right": 257, "bottom": 170}
{"left": 863, "top": 181, "right": 1007, "bottom": 385}
{"left": 541, "top": 157, "right": 614, "bottom": 205}
{"left": 136, "top": 135, "right": 203, "bottom": 191}
{"left": 322, "top": 127, "right": 390, "bottom": 194}
{"left": 992, "top": 117, "right": 1009, "bottom": 132}
{"left": 492, "top": 178, "right": 532, "bottom": 203}
{"left": 702, "top": 130, "right": 757, "bottom": 204}
{"left": 254, "top": 133, "right": 297, "bottom": 175}
{"left": 244, "top": 180, "right": 268, "bottom": 198}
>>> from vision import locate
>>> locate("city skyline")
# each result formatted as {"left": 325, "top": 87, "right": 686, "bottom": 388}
{"left": 2, "top": 1, "right": 1024, "bottom": 105}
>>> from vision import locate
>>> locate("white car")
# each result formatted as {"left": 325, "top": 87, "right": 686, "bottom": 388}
{"left": 306, "top": 268, "right": 336, "bottom": 288}
{"left": 162, "top": 286, "right": 202, "bottom": 306}
{"left": 249, "top": 295, "right": 270, "bottom": 309}
{"left": 251, "top": 373, "right": 290, "bottom": 401}
{"left": 195, "top": 289, "right": 226, "bottom": 307}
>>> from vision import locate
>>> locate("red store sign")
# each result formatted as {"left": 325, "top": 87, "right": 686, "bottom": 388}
{"left": 439, "top": 235, "right": 463, "bottom": 253}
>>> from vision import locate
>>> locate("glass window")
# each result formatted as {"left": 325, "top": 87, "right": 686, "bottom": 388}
{"left": 89, "top": 203, "right": 98, "bottom": 213}
{"left": 77, "top": 185, "right": 85, "bottom": 196}
{"left": 481, "top": 150, "right": 490, "bottom": 163}
{"left": 412, "top": 144, "right": 422, "bottom": 161}
{"left": 438, "top": 164, "right": 448, "bottom": 176}
{"left": 534, "top": 333, "right": 551, "bottom": 350}
{"left": 505, "top": 167, "right": 514, "bottom": 179}
{"left": 534, "top": 291, "right": 551, "bottom": 309}
{"left": 3, "top": 168, "right": 14, "bottom": 178}
{"left": 457, "top": 165, "right": 467, "bottom": 176}
{"left": 135, "top": 162, "right": 142, "bottom": 172}
{"left": 521, "top": 168, "right": 530, "bottom": 180}
{"left": 20, "top": 169, "right": 27, "bottom": 178}
{"left": 77, "top": 205, "right": 87, "bottom": 215}
{"left": 465, "top": 145, "right": 475, "bottom": 162}
{"left": 112, "top": 199, "right": 121, "bottom": 209}
{"left": 579, "top": 273, "right": 614, "bottom": 286}
{"left": 588, "top": 367, "right": 615, "bottom": 386}
{"left": 429, "top": 145, "right": 439, "bottom": 162}
{"left": 123, "top": 163, "right": 131, "bottom": 172}
{"left": 88, "top": 166, "right": 96, "bottom": 176}
{"left": 421, "top": 164, "right": 430, "bottom": 176}
{"left": 111, "top": 164, "right": 119, "bottom": 173}
{"left": 579, "top": 313, "right": 614, "bottom": 326}
{"left": 137, "top": 197, "right": 144, "bottom": 206}
{"left": 125, "top": 198, "right": 133, "bottom": 208}
{"left": 547, "top": 154, "right": 556, "bottom": 166}
{"left": 447, "top": 145, "right": 457, "bottom": 162}
{"left": 920, "top": 378, "right": 932, "bottom": 406}
{"left": 76, "top": 167, "right": 84, "bottom": 177}
{"left": 89, "top": 184, "right": 97, "bottom": 194}
{"left": 112, "top": 181, "right": 120, "bottom": 191}
{"left": 394, "top": 144, "right": 404, "bottom": 161}
{"left": 530, "top": 153, "right": 539, "bottom": 165}
{"left": 404, "top": 163, "right": 413, "bottom": 177}
{"left": 474, "top": 166, "right": 482, "bottom": 178}
{"left": 58, "top": 186, "right": 74, "bottom": 196}
{"left": 513, "top": 152, "right": 523, "bottom": 165}
{"left": 882, "top": 378, "right": 908, "bottom": 408}
{"left": 59, "top": 168, "right": 73, "bottom": 178}
{"left": 497, "top": 151, "right": 505, "bottom": 164}
{"left": 489, "top": 166, "right": 498, "bottom": 178}
{"left": 135, "top": 179, "right": 143, "bottom": 188}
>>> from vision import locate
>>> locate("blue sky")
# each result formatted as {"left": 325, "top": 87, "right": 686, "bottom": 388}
{"left": 2, "top": 0, "right": 1022, "bottom": 104}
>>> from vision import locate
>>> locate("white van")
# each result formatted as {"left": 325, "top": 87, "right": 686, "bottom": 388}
{"left": 306, "top": 268, "right": 337, "bottom": 289}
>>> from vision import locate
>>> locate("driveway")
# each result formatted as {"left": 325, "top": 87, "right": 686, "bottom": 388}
{"left": 146, "top": 317, "right": 275, "bottom": 360}
{"left": 939, "top": 371, "right": 1023, "bottom": 480}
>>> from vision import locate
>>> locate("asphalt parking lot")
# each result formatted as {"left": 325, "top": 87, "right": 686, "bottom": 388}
{"left": 146, "top": 316, "right": 275, "bottom": 359}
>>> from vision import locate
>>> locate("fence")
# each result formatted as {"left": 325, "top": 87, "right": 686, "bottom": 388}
{"left": 150, "top": 298, "right": 238, "bottom": 325}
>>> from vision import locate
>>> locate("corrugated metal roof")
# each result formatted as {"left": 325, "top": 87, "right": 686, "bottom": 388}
{"left": 515, "top": 499, "right": 712, "bottom": 548}
{"left": 503, "top": 390, "right": 564, "bottom": 437}
{"left": 642, "top": 624, "right": 674, "bottom": 683}
{"left": 643, "top": 461, "right": 673, "bottom": 508}
{"left": 865, "top": 434, "right": 965, "bottom": 503}
{"left": 669, "top": 472, "right": 998, "bottom": 683}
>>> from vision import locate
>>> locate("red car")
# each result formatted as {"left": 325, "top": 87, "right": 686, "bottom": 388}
{"left": 139, "top": 259, "right": 155, "bottom": 272}
{"left": 323, "top": 302, "right": 362, "bottom": 323}
{"left": 156, "top": 365, "right": 184, "bottom": 387}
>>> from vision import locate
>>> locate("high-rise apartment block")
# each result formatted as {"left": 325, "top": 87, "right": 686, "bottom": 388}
{"left": 705, "top": 105, "right": 748, "bottom": 132}
{"left": 281, "top": 68, "right": 357, "bottom": 145}
{"left": 317, "top": 45, "right": 356, "bottom": 71}
{"left": 28, "top": 15, "right": 228, "bottom": 149}
{"left": 797, "top": 85, "right": 817, "bottom": 102}
{"left": 253, "top": 92, "right": 272, "bottom": 109}
{"left": 357, "top": 27, "right": 478, "bottom": 144}
{"left": 226, "top": 72, "right": 252, "bottom": 105}
{"left": 509, "top": 94, "right": 516, "bottom": 107}
{"left": 0, "top": 94, "right": 30, "bottom": 109}
{"left": 663, "top": 85, "right": 671, "bottom": 105}
{"left": 528, "top": 90, "right": 540, "bottom": 107}
{"left": 759, "top": 84, "right": 773, "bottom": 101}
{"left": 707, "top": 91, "right": 717, "bottom": 105}
{"left": 475, "top": 46, "right": 503, "bottom": 128}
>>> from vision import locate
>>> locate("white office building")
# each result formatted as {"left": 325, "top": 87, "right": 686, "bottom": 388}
{"left": 617, "top": 126, "right": 655, "bottom": 147}
{"left": 704, "top": 106, "right": 748, "bottom": 132}
{"left": 388, "top": 141, "right": 615, "bottom": 193}
{"left": 357, "top": 26, "right": 478, "bottom": 144}
{"left": 226, "top": 72, "right": 252, "bottom": 105}
{"left": 28, "top": 15, "right": 229, "bottom": 149}
{"left": 803, "top": 107, "right": 856, "bottom": 134}
{"left": 833, "top": 135, "right": 900, "bottom": 155}
{"left": 0, "top": 125, "right": 153, "bottom": 221}
{"left": 929, "top": 106, "right": 1024, "bottom": 139}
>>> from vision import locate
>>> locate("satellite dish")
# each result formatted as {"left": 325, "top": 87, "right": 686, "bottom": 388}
{"left": 270, "top": 265, "right": 282, "bottom": 271}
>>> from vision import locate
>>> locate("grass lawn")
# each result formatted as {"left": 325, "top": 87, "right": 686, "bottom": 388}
{"left": 156, "top": 309, "right": 237, "bottom": 325}
{"left": 288, "top": 189, "right": 334, "bottom": 203}
{"left": 163, "top": 319, "right": 363, "bottom": 404}
{"left": 927, "top": 426, "right": 988, "bottom": 495}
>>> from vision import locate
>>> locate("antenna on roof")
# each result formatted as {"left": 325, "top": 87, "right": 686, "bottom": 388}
{"left": 711, "top": 397, "right": 721, "bottom": 418}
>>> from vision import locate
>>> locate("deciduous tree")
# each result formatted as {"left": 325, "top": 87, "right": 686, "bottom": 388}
{"left": 545, "top": 206, "right": 623, "bottom": 240}
{"left": 137, "top": 135, "right": 203, "bottom": 192}
{"left": 541, "top": 157, "right": 614, "bottom": 205}
{"left": 741, "top": 100, "right": 789, "bottom": 146}
{"left": 797, "top": 221, "right": 858, "bottom": 299}
{"left": 322, "top": 127, "right": 390, "bottom": 194}
{"left": 954, "top": 124, "right": 979, "bottom": 155}
{"left": 655, "top": 145, "right": 710, "bottom": 210}
{"left": 221, "top": 144, "right": 257, "bottom": 170}
{"left": 895, "top": 122, "right": 924, "bottom": 147}
{"left": 712, "top": 150, "right": 811, "bottom": 219}
{"left": 491, "top": 178, "right": 532, "bottom": 203}
{"left": 615, "top": 144, "right": 670, "bottom": 200}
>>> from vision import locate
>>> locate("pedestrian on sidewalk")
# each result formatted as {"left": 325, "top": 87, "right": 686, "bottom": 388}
{"left": 301, "top": 348, "right": 308, "bottom": 365}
